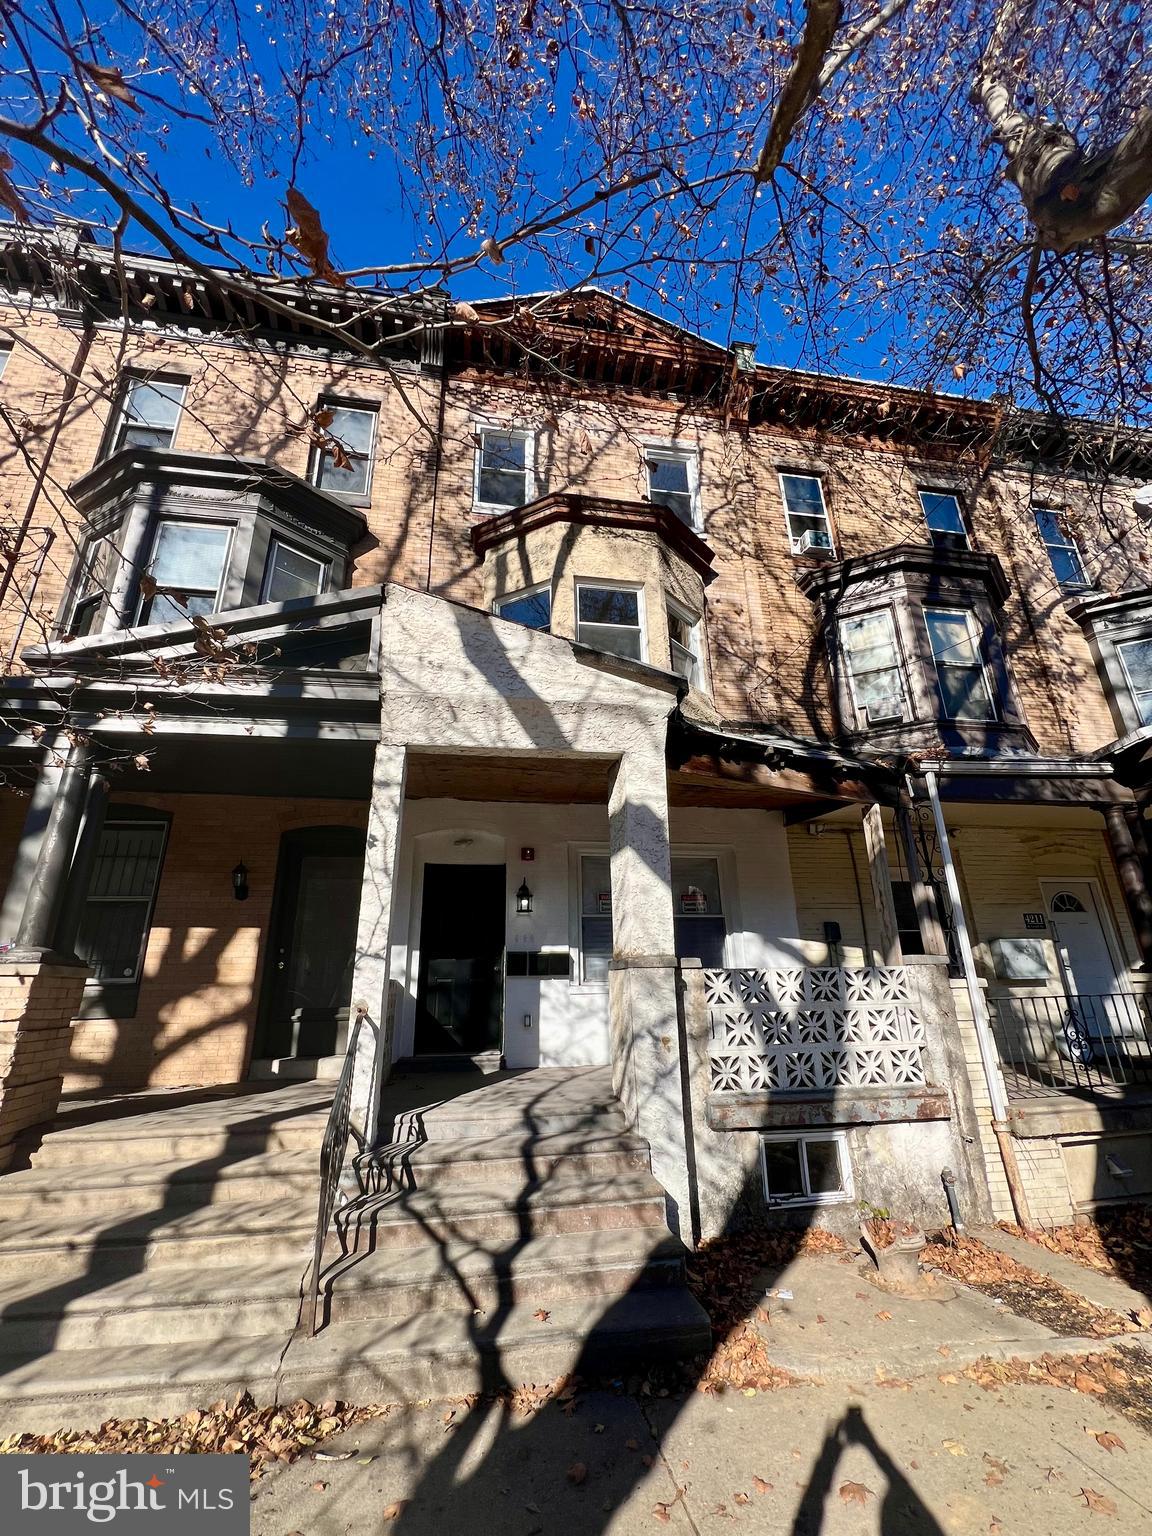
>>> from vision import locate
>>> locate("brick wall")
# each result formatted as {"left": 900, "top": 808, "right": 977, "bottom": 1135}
{"left": 0, "top": 955, "right": 88, "bottom": 1167}
{"left": 0, "top": 303, "right": 1145, "bottom": 754}
{"left": 61, "top": 792, "right": 368, "bottom": 1092}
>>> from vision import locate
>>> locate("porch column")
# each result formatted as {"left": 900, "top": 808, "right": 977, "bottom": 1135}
{"left": 607, "top": 740, "right": 693, "bottom": 1239}
{"left": 54, "top": 769, "right": 110, "bottom": 959}
{"left": 0, "top": 747, "right": 66, "bottom": 942}
{"left": 347, "top": 742, "right": 408, "bottom": 1146}
{"left": 1103, "top": 804, "right": 1152, "bottom": 968}
{"left": 16, "top": 739, "right": 94, "bottom": 953}
{"left": 861, "top": 804, "right": 901, "bottom": 965}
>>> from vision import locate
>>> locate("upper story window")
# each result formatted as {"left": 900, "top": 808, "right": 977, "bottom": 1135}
{"left": 840, "top": 609, "right": 905, "bottom": 725}
{"left": 111, "top": 377, "right": 186, "bottom": 455}
{"left": 779, "top": 472, "right": 833, "bottom": 556}
{"left": 919, "top": 490, "right": 969, "bottom": 552}
{"left": 69, "top": 537, "right": 115, "bottom": 638}
{"left": 261, "top": 537, "right": 327, "bottom": 604}
{"left": 138, "top": 519, "right": 231, "bottom": 623}
{"left": 1117, "top": 639, "right": 1152, "bottom": 727}
{"left": 475, "top": 426, "right": 533, "bottom": 511}
{"left": 646, "top": 447, "right": 699, "bottom": 529}
{"left": 1034, "top": 506, "right": 1090, "bottom": 591}
{"left": 667, "top": 600, "right": 702, "bottom": 687}
{"left": 576, "top": 582, "right": 644, "bottom": 661}
{"left": 497, "top": 585, "right": 552, "bottom": 631}
{"left": 312, "top": 403, "right": 376, "bottom": 497}
{"left": 926, "top": 607, "right": 996, "bottom": 721}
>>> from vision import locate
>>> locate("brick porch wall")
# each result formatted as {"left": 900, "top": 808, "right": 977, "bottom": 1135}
{"left": 0, "top": 955, "right": 89, "bottom": 1169}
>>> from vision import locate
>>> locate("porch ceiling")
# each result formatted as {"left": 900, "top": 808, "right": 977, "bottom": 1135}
{"left": 667, "top": 752, "right": 883, "bottom": 812}
{"left": 404, "top": 749, "right": 617, "bottom": 803}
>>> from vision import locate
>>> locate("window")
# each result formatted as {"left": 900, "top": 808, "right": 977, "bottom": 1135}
{"left": 576, "top": 584, "right": 644, "bottom": 661}
{"left": 497, "top": 586, "right": 551, "bottom": 630}
{"left": 779, "top": 472, "right": 833, "bottom": 554}
{"left": 667, "top": 602, "right": 702, "bottom": 687}
{"left": 261, "top": 538, "right": 327, "bottom": 604}
{"left": 1034, "top": 506, "right": 1089, "bottom": 591}
{"left": 760, "top": 1133, "right": 852, "bottom": 1206}
{"left": 646, "top": 447, "right": 699, "bottom": 528}
{"left": 1050, "top": 890, "right": 1087, "bottom": 914}
{"left": 0, "top": 341, "right": 11, "bottom": 380}
{"left": 1118, "top": 639, "right": 1152, "bottom": 726}
{"left": 672, "top": 856, "right": 726, "bottom": 965}
{"left": 475, "top": 426, "right": 532, "bottom": 510}
{"left": 925, "top": 607, "right": 996, "bottom": 721}
{"left": 68, "top": 537, "right": 115, "bottom": 638}
{"left": 839, "top": 609, "right": 905, "bottom": 725}
{"left": 579, "top": 854, "right": 613, "bottom": 983}
{"left": 312, "top": 403, "right": 376, "bottom": 496}
{"left": 919, "top": 490, "right": 968, "bottom": 551}
{"left": 138, "top": 519, "right": 231, "bottom": 623}
{"left": 111, "top": 377, "right": 185, "bottom": 454}
{"left": 75, "top": 821, "right": 167, "bottom": 986}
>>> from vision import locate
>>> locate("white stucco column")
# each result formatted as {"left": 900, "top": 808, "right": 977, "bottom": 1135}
{"left": 607, "top": 741, "right": 694, "bottom": 1240}
{"left": 347, "top": 741, "right": 408, "bottom": 1146}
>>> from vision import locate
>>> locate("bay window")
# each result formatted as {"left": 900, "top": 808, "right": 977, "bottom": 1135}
{"left": 667, "top": 601, "right": 702, "bottom": 686}
{"left": 926, "top": 607, "right": 996, "bottom": 721}
{"left": 261, "top": 538, "right": 327, "bottom": 604}
{"left": 1118, "top": 639, "right": 1152, "bottom": 726}
{"left": 497, "top": 586, "right": 552, "bottom": 630}
{"left": 839, "top": 609, "right": 905, "bottom": 725}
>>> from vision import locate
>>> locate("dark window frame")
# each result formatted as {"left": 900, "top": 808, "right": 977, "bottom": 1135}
{"left": 104, "top": 373, "right": 188, "bottom": 459}
{"left": 75, "top": 805, "right": 172, "bottom": 1020}
{"left": 918, "top": 488, "right": 970, "bottom": 551}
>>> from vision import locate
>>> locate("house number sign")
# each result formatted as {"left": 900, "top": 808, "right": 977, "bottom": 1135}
{"left": 1023, "top": 912, "right": 1047, "bottom": 930}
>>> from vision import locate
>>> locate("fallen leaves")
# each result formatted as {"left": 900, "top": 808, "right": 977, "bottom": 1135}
{"left": 652, "top": 1488, "right": 685, "bottom": 1524}
{"left": 533, "top": 1309, "right": 551, "bottom": 1322}
{"left": 941, "top": 1439, "right": 967, "bottom": 1457}
{"left": 1094, "top": 1430, "right": 1126, "bottom": 1453}
{"left": 382, "top": 1500, "right": 409, "bottom": 1521}
{"left": 874, "top": 1310, "right": 893, "bottom": 1322}
{"left": 982, "top": 1454, "right": 1007, "bottom": 1486}
{"left": 1079, "top": 1487, "right": 1118, "bottom": 1517}
{"left": 752, "top": 1475, "right": 774, "bottom": 1494}
{"left": 566, "top": 1462, "right": 587, "bottom": 1485}
{"left": 924, "top": 1234, "right": 1133, "bottom": 1338}
{"left": 838, "top": 1480, "right": 875, "bottom": 1505}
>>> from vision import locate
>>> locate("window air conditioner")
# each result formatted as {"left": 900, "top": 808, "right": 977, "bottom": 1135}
{"left": 796, "top": 530, "right": 834, "bottom": 557}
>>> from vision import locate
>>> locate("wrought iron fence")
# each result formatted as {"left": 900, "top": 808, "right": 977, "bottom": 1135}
{"left": 704, "top": 966, "right": 927, "bottom": 1093}
{"left": 990, "top": 992, "right": 1152, "bottom": 1095}
{"left": 304, "top": 1008, "right": 368, "bottom": 1337}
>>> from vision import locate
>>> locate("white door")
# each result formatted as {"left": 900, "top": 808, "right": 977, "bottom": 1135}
{"left": 1042, "top": 882, "right": 1135, "bottom": 1042}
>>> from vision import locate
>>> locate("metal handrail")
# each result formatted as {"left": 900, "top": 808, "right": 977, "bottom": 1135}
{"left": 990, "top": 991, "right": 1152, "bottom": 1096}
{"left": 304, "top": 1007, "right": 367, "bottom": 1337}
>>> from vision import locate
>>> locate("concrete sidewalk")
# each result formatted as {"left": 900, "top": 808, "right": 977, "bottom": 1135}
{"left": 252, "top": 1375, "right": 1152, "bottom": 1534}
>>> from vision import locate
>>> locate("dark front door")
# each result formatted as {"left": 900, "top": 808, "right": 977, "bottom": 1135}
{"left": 415, "top": 864, "right": 506, "bottom": 1055}
{"left": 260, "top": 827, "right": 366, "bottom": 1060}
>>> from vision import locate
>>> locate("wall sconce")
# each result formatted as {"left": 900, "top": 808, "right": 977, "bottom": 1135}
{"left": 232, "top": 861, "right": 249, "bottom": 901}
{"left": 515, "top": 880, "right": 533, "bottom": 914}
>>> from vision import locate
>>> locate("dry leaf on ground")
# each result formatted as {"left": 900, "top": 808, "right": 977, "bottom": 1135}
{"left": 567, "top": 1462, "right": 587, "bottom": 1485}
{"left": 839, "top": 1481, "right": 875, "bottom": 1505}
{"left": 1079, "top": 1487, "right": 1118, "bottom": 1517}
{"left": 1094, "top": 1431, "right": 1126, "bottom": 1453}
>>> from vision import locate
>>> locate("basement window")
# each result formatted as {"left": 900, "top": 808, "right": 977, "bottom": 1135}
{"left": 760, "top": 1133, "right": 852, "bottom": 1207}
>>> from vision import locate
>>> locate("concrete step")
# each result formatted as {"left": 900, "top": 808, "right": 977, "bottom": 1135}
{"left": 340, "top": 1173, "right": 669, "bottom": 1250}
{"left": 0, "top": 1151, "right": 321, "bottom": 1218}
{"left": 393, "top": 1066, "right": 625, "bottom": 1141}
{"left": 32, "top": 1120, "right": 328, "bottom": 1168}
{"left": 0, "top": 1227, "right": 684, "bottom": 1352}
{"left": 368, "top": 1130, "right": 651, "bottom": 1192}
{"left": 0, "top": 1199, "right": 317, "bottom": 1278}
{"left": 0, "top": 1288, "right": 712, "bottom": 1435}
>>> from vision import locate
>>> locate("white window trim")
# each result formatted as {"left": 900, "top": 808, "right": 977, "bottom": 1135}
{"left": 473, "top": 422, "right": 536, "bottom": 513}
{"left": 924, "top": 605, "right": 997, "bottom": 722}
{"left": 1117, "top": 638, "right": 1152, "bottom": 727}
{"left": 136, "top": 517, "right": 234, "bottom": 624}
{"left": 0, "top": 341, "right": 12, "bottom": 381}
{"left": 494, "top": 582, "right": 552, "bottom": 628}
{"left": 839, "top": 605, "right": 907, "bottom": 728}
{"left": 666, "top": 594, "right": 707, "bottom": 692}
{"left": 574, "top": 578, "right": 647, "bottom": 663}
{"left": 760, "top": 1131, "right": 853, "bottom": 1207}
{"left": 111, "top": 375, "right": 187, "bottom": 456}
{"left": 1033, "top": 504, "right": 1090, "bottom": 590}
{"left": 918, "top": 487, "right": 970, "bottom": 548}
{"left": 644, "top": 443, "right": 702, "bottom": 531}
{"left": 310, "top": 401, "right": 379, "bottom": 499}
{"left": 777, "top": 470, "right": 834, "bottom": 556}
{"left": 570, "top": 844, "right": 612, "bottom": 993}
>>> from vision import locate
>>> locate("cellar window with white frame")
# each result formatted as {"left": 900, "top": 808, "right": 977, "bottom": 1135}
{"left": 760, "top": 1132, "right": 852, "bottom": 1206}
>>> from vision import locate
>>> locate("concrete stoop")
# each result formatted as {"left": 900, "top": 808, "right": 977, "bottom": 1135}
{"left": 0, "top": 1068, "right": 711, "bottom": 1433}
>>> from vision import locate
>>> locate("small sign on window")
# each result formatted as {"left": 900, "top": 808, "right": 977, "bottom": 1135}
{"left": 679, "top": 886, "right": 708, "bottom": 914}
{"left": 596, "top": 892, "right": 611, "bottom": 914}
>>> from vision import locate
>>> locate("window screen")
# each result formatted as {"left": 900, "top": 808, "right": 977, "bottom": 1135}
{"left": 75, "top": 823, "right": 167, "bottom": 984}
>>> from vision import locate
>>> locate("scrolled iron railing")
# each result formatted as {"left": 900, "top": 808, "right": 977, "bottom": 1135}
{"left": 990, "top": 992, "right": 1152, "bottom": 1096}
{"left": 304, "top": 1007, "right": 368, "bottom": 1337}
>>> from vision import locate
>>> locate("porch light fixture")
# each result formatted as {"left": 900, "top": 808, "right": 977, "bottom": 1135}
{"left": 232, "top": 861, "right": 249, "bottom": 901}
{"left": 515, "top": 880, "right": 533, "bottom": 914}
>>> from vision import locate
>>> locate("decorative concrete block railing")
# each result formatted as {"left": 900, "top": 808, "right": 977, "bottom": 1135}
{"left": 703, "top": 966, "right": 927, "bottom": 1093}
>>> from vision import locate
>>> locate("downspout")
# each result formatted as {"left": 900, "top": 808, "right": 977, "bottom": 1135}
{"left": 0, "top": 311, "right": 96, "bottom": 618}
{"left": 921, "top": 768, "right": 1035, "bottom": 1231}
